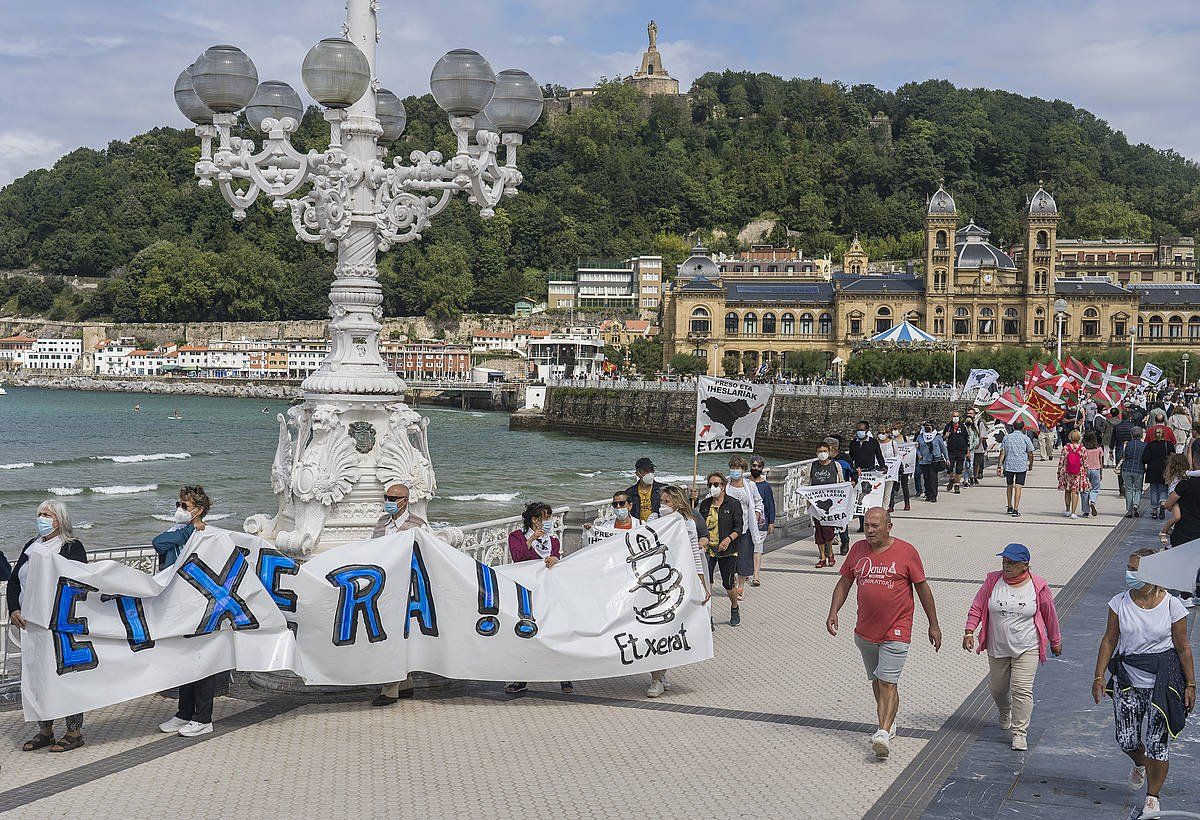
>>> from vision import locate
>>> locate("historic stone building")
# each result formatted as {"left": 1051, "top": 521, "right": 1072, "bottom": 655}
{"left": 661, "top": 184, "right": 1200, "bottom": 375}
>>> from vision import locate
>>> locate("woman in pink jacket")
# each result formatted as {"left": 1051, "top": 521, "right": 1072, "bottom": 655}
{"left": 962, "top": 543, "right": 1063, "bottom": 751}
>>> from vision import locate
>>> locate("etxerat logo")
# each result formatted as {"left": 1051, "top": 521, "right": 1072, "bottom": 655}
{"left": 852, "top": 554, "right": 900, "bottom": 590}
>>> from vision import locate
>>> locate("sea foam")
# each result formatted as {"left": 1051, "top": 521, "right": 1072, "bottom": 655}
{"left": 90, "top": 484, "right": 158, "bottom": 495}
{"left": 447, "top": 492, "right": 519, "bottom": 502}
{"left": 93, "top": 453, "right": 191, "bottom": 464}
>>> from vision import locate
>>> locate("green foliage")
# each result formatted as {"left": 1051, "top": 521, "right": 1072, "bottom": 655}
{"left": 3, "top": 77, "right": 1200, "bottom": 322}
{"left": 782, "top": 349, "right": 830, "bottom": 378}
{"left": 669, "top": 353, "right": 707, "bottom": 376}
{"left": 602, "top": 344, "right": 624, "bottom": 367}
{"left": 627, "top": 336, "right": 662, "bottom": 374}
{"left": 16, "top": 277, "right": 53, "bottom": 312}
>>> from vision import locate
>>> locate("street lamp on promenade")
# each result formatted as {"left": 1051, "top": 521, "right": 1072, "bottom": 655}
{"left": 1184, "top": 353, "right": 1190, "bottom": 385}
{"left": 174, "top": 0, "right": 541, "bottom": 554}
{"left": 1129, "top": 324, "right": 1137, "bottom": 373}
{"left": 1054, "top": 298, "right": 1068, "bottom": 360}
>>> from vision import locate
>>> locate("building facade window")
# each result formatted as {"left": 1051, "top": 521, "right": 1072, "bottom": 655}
{"left": 1036, "top": 230, "right": 1048, "bottom": 250}
{"left": 978, "top": 307, "right": 995, "bottom": 336}
{"left": 799, "top": 313, "right": 813, "bottom": 335}
{"left": 689, "top": 307, "right": 711, "bottom": 336}
{"left": 934, "top": 270, "right": 947, "bottom": 292}
{"left": 819, "top": 313, "right": 833, "bottom": 335}
{"left": 725, "top": 312, "right": 738, "bottom": 335}
{"left": 1169, "top": 316, "right": 1183, "bottom": 338}
{"left": 953, "top": 307, "right": 970, "bottom": 337}
{"left": 1114, "top": 319, "right": 1127, "bottom": 338}
{"left": 1148, "top": 316, "right": 1163, "bottom": 338}
{"left": 849, "top": 317, "right": 862, "bottom": 336}
{"left": 762, "top": 312, "right": 777, "bottom": 335}
{"left": 935, "top": 230, "right": 947, "bottom": 250}
{"left": 1082, "top": 308, "right": 1100, "bottom": 337}
{"left": 875, "top": 306, "right": 891, "bottom": 334}
{"left": 1003, "top": 308, "right": 1019, "bottom": 336}
{"left": 781, "top": 313, "right": 795, "bottom": 335}
{"left": 743, "top": 313, "right": 758, "bottom": 335}
{"left": 1190, "top": 317, "right": 1200, "bottom": 339}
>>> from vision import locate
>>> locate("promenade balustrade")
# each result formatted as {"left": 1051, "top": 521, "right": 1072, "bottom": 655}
{"left": 545, "top": 377, "right": 959, "bottom": 400}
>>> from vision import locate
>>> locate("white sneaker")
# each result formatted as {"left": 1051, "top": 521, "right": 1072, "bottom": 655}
{"left": 1011, "top": 732, "right": 1027, "bottom": 751}
{"left": 998, "top": 709, "right": 1012, "bottom": 730}
{"left": 871, "top": 729, "right": 891, "bottom": 759}
{"left": 1070, "top": 513, "right": 1079, "bottom": 519}
{"left": 1129, "top": 764, "right": 1146, "bottom": 789}
{"left": 1143, "top": 795, "right": 1161, "bottom": 818}
{"left": 646, "top": 679, "right": 665, "bottom": 698}
{"left": 158, "top": 716, "right": 189, "bottom": 733}
{"left": 177, "top": 721, "right": 213, "bottom": 737}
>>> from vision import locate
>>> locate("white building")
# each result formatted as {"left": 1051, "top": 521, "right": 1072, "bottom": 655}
{"left": 24, "top": 338, "right": 83, "bottom": 371}
{"left": 287, "top": 338, "right": 330, "bottom": 379}
{"left": 527, "top": 333, "right": 606, "bottom": 380}
{"left": 124, "top": 347, "right": 177, "bottom": 376}
{"left": 0, "top": 336, "right": 36, "bottom": 370}
{"left": 94, "top": 338, "right": 138, "bottom": 375}
{"left": 471, "top": 331, "right": 521, "bottom": 356}
{"left": 547, "top": 255, "right": 664, "bottom": 315}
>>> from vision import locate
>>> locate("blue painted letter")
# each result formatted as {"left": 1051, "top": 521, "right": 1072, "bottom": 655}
{"left": 326, "top": 565, "right": 388, "bottom": 646}
{"left": 53, "top": 578, "right": 99, "bottom": 674}
{"left": 179, "top": 547, "right": 260, "bottom": 637}
{"left": 406, "top": 543, "right": 439, "bottom": 638}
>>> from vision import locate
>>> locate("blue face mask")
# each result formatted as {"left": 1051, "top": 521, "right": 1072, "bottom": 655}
{"left": 1125, "top": 570, "right": 1145, "bottom": 590}
{"left": 856, "top": 430, "right": 867, "bottom": 439}
{"left": 383, "top": 500, "right": 401, "bottom": 516}
{"left": 729, "top": 470, "right": 743, "bottom": 480}
{"left": 36, "top": 516, "right": 56, "bottom": 537}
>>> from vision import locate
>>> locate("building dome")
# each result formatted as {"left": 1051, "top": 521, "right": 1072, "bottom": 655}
{"left": 1028, "top": 186, "right": 1058, "bottom": 216}
{"left": 678, "top": 243, "right": 720, "bottom": 279}
{"left": 955, "top": 220, "right": 1016, "bottom": 270}
{"left": 928, "top": 185, "right": 956, "bottom": 215}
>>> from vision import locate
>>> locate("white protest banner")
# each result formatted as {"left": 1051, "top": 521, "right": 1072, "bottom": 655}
{"left": 1140, "top": 361, "right": 1164, "bottom": 385}
{"left": 794, "top": 482, "right": 854, "bottom": 529}
{"left": 18, "top": 519, "right": 712, "bottom": 721}
{"left": 962, "top": 368, "right": 1000, "bottom": 394}
{"left": 853, "top": 471, "right": 888, "bottom": 517}
{"left": 1136, "top": 536, "right": 1200, "bottom": 591}
{"left": 695, "top": 376, "right": 771, "bottom": 454}
{"left": 896, "top": 441, "right": 918, "bottom": 474}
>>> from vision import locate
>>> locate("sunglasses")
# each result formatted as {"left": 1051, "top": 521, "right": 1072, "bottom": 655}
{"left": 384, "top": 495, "right": 408, "bottom": 502}
{"left": 613, "top": 500, "right": 629, "bottom": 507}
{"left": 708, "top": 482, "right": 723, "bottom": 488}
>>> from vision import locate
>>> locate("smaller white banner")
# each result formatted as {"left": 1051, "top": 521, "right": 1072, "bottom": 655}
{"left": 794, "top": 482, "right": 855, "bottom": 529}
{"left": 695, "top": 376, "right": 771, "bottom": 454}
{"left": 1136, "top": 537, "right": 1200, "bottom": 590}
{"left": 852, "top": 471, "right": 888, "bottom": 517}
{"left": 896, "top": 442, "right": 919, "bottom": 474}
{"left": 1140, "top": 362, "right": 1164, "bottom": 385}
{"left": 962, "top": 368, "right": 1000, "bottom": 394}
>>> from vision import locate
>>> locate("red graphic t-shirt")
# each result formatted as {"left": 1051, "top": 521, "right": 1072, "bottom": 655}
{"left": 840, "top": 537, "right": 926, "bottom": 644}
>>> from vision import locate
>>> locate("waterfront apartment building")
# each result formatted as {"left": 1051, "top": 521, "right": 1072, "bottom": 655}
{"left": 23, "top": 338, "right": 82, "bottom": 371}
{"left": 0, "top": 335, "right": 36, "bottom": 370}
{"left": 661, "top": 183, "right": 1200, "bottom": 375}
{"left": 527, "top": 332, "right": 606, "bottom": 380}
{"left": 548, "top": 255, "right": 664, "bottom": 316}
{"left": 380, "top": 340, "right": 471, "bottom": 381}
{"left": 471, "top": 331, "right": 521, "bottom": 356}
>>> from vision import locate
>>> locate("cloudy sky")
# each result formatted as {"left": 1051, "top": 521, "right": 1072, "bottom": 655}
{"left": 2, "top": 0, "right": 1198, "bottom": 186}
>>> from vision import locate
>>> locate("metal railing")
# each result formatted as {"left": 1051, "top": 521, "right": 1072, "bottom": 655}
{"left": 547, "top": 378, "right": 960, "bottom": 400}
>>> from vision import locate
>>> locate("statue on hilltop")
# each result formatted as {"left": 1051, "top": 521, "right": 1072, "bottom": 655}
{"left": 648, "top": 20, "right": 658, "bottom": 49}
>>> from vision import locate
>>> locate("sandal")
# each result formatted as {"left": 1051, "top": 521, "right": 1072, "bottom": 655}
{"left": 22, "top": 733, "right": 55, "bottom": 752}
{"left": 751, "top": 577, "right": 761, "bottom": 587}
{"left": 49, "top": 734, "right": 83, "bottom": 753}
{"left": 504, "top": 682, "right": 527, "bottom": 694}
{"left": 815, "top": 559, "right": 827, "bottom": 568}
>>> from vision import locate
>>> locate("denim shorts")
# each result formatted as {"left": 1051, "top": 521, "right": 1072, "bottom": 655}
{"left": 854, "top": 634, "right": 909, "bottom": 683}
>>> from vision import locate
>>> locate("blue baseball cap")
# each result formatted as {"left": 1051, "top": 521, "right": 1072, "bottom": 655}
{"left": 997, "top": 543, "right": 1031, "bottom": 563}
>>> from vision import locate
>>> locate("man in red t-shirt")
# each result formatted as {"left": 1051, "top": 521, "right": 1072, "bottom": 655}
{"left": 827, "top": 506, "right": 942, "bottom": 759}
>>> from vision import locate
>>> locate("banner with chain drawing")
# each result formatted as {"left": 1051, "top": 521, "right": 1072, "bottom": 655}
{"left": 17, "top": 519, "right": 712, "bottom": 721}
{"left": 694, "top": 376, "right": 771, "bottom": 454}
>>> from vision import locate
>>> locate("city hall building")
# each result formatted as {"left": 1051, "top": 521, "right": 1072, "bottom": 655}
{"left": 661, "top": 185, "right": 1200, "bottom": 375}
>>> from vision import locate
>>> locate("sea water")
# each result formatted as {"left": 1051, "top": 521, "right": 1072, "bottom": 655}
{"left": 0, "top": 387, "right": 729, "bottom": 556}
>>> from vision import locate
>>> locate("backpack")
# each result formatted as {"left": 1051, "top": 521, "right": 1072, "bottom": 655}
{"left": 1065, "top": 445, "right": 1083, "bottom": 476}
{"left": 1092, "top": 415, "right": 1107, "bottom": 436}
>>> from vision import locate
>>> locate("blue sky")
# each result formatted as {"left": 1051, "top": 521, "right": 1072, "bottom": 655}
{"left": 2, "top": 0, "right": 1199, "bottom": 185}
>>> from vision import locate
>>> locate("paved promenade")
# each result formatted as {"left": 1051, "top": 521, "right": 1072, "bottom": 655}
{"left": 0, "top": 464, "right": 1193, "bottom": 818}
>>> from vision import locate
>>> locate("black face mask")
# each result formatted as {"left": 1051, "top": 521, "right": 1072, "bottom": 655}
{"left": 750, "top": 468, "right": 763, "bottom": 477}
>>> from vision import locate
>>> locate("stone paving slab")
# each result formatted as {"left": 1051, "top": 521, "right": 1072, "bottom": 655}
{"left": 0, "top": 463, "right": 1124, "bottom": 818}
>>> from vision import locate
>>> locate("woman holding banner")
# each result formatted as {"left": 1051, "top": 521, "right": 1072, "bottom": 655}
{"left": 808, "top": 442, "right": 845, "bottom": 567}
{"left": 9, "top": 499, "right": 88, "bottom": 753}
{"left": 916, "top": 422, "right": 949, "bottom": 503}
{"left": 879, "top": 430, "right": 911, "bottom": 513}
{"left": 724, "top": 455, "right": 764, "bottom": 600}
{"left": 505, "top": 502, "right": 573, "bottom": 695}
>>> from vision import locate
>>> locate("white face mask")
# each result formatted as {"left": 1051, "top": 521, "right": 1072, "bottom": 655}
{"left": 708, "top": 485, "right": 722, "bottom": 498}
{"left": 641, "top": 472, "right": 655, "bottom": 486}
{"left": 173, "top": 506, "right": 193, "bottom": 525}
{"left": 817, "top": 452, "right": 830, "bottom": 461}
{"left": 891, "top": 429, "right": 900, "bottom": 437}
{"left": 658, "top": 505, "right": 672, "bottom": 517}
{"left": 923, "top": 431, "right": 936, "bottom": 442}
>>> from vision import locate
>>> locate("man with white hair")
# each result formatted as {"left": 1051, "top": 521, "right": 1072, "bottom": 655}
{"left": 370, "top": 482, "right": 427, "bottom": 706}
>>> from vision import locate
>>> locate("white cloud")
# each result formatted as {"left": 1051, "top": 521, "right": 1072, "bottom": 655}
{"left": 0, "top": 131, "right": 64, "bottom": 185}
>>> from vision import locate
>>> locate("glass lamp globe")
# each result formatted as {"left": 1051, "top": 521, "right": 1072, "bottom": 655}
{"left": 473, "top": 107, "right": 497, "bottom": 134}
{"left": 429, "top": 49, "right": 495, "bottom": 116}
{"left": 173, "top": 65, "right": 215, "bottom": 125}
{"left": 191, "top": 45, "right": 259, "bottom": 114}
{"left": 245, "top": 81, "right": 304, "bottom": 131}
{"left": 301, "top": 38, "right": 370, "bottom": 109}
{"left": 484, "top": 69, "right": 543, "bottom": 132}
{"left": 375, "top": 89, "right": 407, "bottom": 143}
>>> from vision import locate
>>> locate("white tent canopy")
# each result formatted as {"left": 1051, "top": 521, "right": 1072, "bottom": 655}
{"left": 868, "top": 321, "right": 939, "bottom": 344}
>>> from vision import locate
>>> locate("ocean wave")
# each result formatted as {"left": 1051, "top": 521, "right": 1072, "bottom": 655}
{"left": 93, "top": 453, "right": 191, "bottom": 464}
{"left": 576, "top": 471, "right": 601, "bottom": 478}
{"left": 446, "top": 492, "right": 519, "bottom": 502}
{"left": 90, "top": 484, "right": 158, "bottom": 495}
{"left": 0, "top": 462, "right": 34, "bottom": 470}
{"left": 76, "top": 522, "right": 94, "bottom": 530}
{"left": 48, "top": 487, "right": 84, "bottom": 496}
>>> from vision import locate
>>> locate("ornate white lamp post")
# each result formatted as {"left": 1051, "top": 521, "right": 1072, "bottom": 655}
{"left": 1054, "top": 298, "right": 1068, "bottom": 360}
{"left": 174, "top": 0, "right": 542, "bottom": 554}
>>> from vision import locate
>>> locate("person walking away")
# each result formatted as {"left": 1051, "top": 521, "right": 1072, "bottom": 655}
{"left": 1057, "top": 430, "right": 1089, "bottom": 518}
{"left": 156, "top": 486, "right": 223, "bottom": 738}
{"left": 850, "top": 420, "right": 887, "bottom": 531}
{"left": 826, "top": 507, "right": 942, "bottom": 759}
{"left": 1143, "top": 410, "right": 1176, "bottom": 448}
{"left": 1188, "top": 421, "right": 1200, "bottom": 470}
{"left": 10, "top": 500, "right": 88, "bottom": 753}
{"left": 1118, "top": 427, "right": 1147, "bottom": 517}
{"left": 1141, "top": 428, "right": 1173, "bottom": 519}
{"left": 699, "top": 472, "right": 744, "bottom": 626}
{"left": 724, "top": 455, "right": 764, "bottom": 598}
{"left": 1037, "top": 420, "right": 1056, "bottom": 463}
{"left": 626, "top": 457, "right": 666, "bottom": 523}
{"left": 505, "top": 502, "right": 573, "bottom": 694}
{"left": 1092, "top": 548, "right": 1195, "bottom": 819}
{"left": 809, "top": 442, "right": 846, "bottom": 568}
{"left": 916, "top": 422, "right": 948, "bottom": 503}
{"left": 1091, "top": 406, "right": 1109, "bottom": 456}
{"left": 646, "top": 486, "right": 711, "bottom": 697}
{"left": 370, "top": 482, "right": 427, "bottom": 706}
{"left": 909, "top": 422, "right": 925, "bottom": 500}
{"left": 879, "top": 431, "right": 910, "bottom": 513}
{"left": 1110, "top": 409, "right": 1135, "bottom": 493}
{"left": 1161, "top": 463, "right": 1200, "bottom": 607}
{"left": 963, "top": 544, "right": 1063, "bottom": 751}
{"left": 997, "top": 420, "right": 1035, "bottom": 517}
{"left": 749, "top": 455, "right": 775, "bottom": 586}
{"left": 1168, "top": 404, "right": 1192, "bottom": 454}
{"left": 1082, "top": 431, "right": 1104, "bottom": 517}
{"left": 943, "top": 411, "right": 970, "bottom": 493}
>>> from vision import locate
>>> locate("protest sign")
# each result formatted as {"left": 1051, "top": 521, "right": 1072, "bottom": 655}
{"left": 18, "top": 519, "right": 712, "bottom": 721}
{"left": 694, "top": 376, "right": 771, "bottom": 454}
{"left": 852, "top": 471, "right": 888, "bottom": 517}
{"left": 962, "top": 368, "right": 1000, "bottom": 394}
{"left": 794, "top": 482, "right": 854, "bottom": 529}
{"left": 1140, "top": 361, "right": 1164, "bottom": 385}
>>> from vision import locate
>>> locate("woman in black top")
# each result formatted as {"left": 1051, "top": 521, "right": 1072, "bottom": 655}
{"left": 1162, "top": 476, "right": 1200, "bottom": 548}
{"left": 9, "top": 499, "right": 88, "bottom": 753}
{"left": 1142, "top": 429, "right": 1173, "bottom": 519}
{"left": 699, "top": 471, "right": 744, "bottom": 626}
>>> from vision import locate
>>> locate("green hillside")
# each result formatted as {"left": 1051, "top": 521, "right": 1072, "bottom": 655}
{"left": 2, "top": 73, "right": 1198, "bottom": 322}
